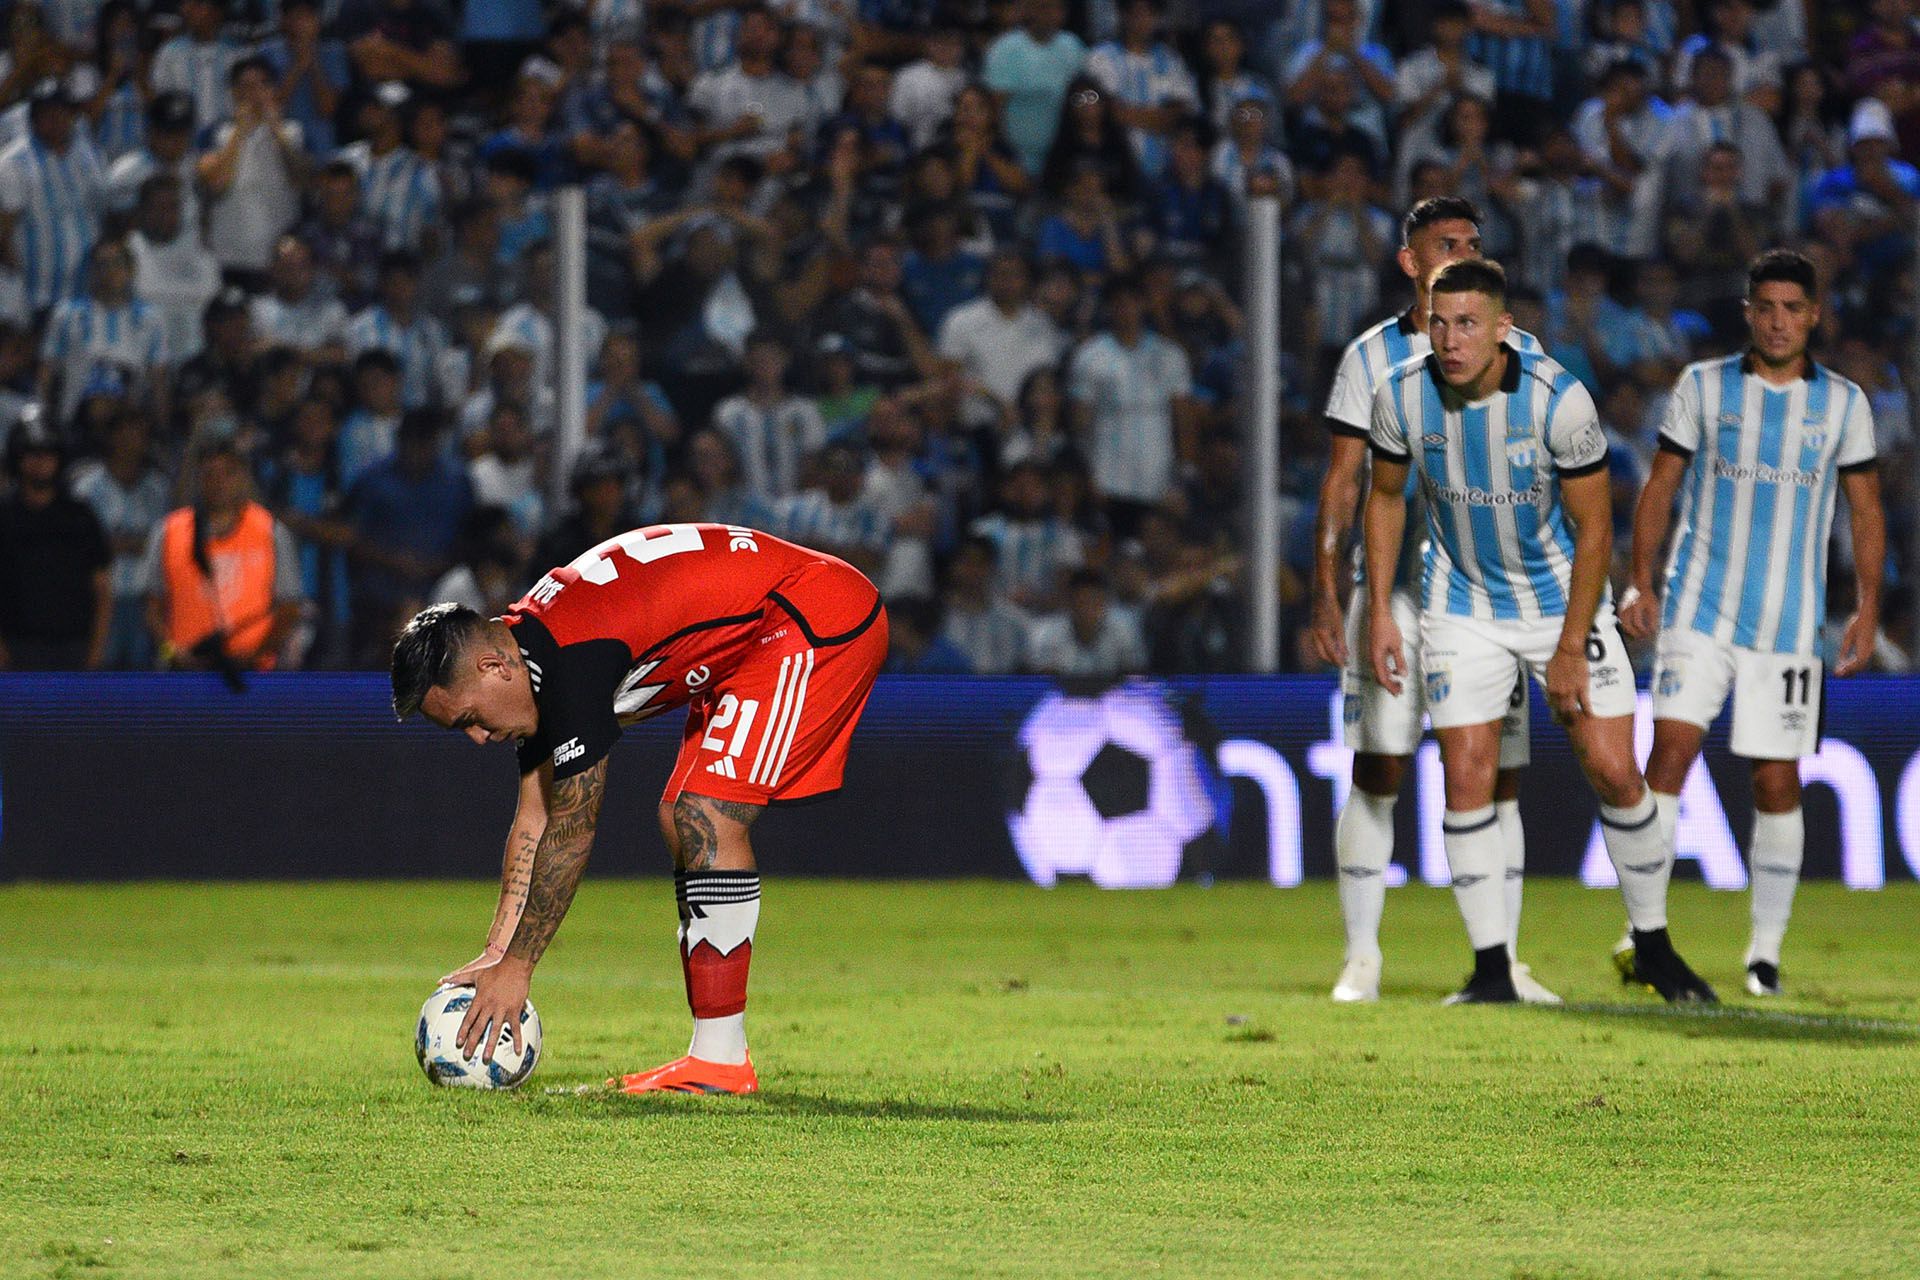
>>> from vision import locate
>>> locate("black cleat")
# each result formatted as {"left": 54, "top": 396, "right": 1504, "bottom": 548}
{"left": 1746, "top": 961, "right": 1783, "bottom": 997}
{"left": 1629, "top": 928, "right": 1718, "bottom": 1003}
{"left": 1443, "top": 946, "right": 1520, "bottom": 1004}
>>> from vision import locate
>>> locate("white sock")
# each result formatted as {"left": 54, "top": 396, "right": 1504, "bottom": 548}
{"left": 1748, "top": 808, "right": 1804, "bottom": 967}
{"left": 1654, "top": 791, "right": 1679, "bottom": 853}
{"left": 1443, "top": 805, "right": 1507, "bottom": 952}
{"left": 1335, "top": 789, "right": 1396, "bottom": 963}
{"left": 1496, "top": 799, "right": 1524, "bottom": 957}
{"left": 1601, "top": 790, "right": 1670, "bottom": 932}
{"left": 676, "top": 871, "right": 759, "bottom": 1065}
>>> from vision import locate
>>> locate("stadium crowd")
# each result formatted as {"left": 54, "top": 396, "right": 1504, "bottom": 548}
{"left": 0, "top": 0, "right": 1914, "bottom": 676}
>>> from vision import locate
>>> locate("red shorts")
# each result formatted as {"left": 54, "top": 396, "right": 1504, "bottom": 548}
{"left": 664, "top": 568, "right": 888, "bottom": 808}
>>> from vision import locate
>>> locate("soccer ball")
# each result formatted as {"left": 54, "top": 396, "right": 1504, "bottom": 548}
{"left": 1008, "top": 682, "right": 1216, "bottom": 888}
{"left": 415, "top": 984, "right": 542, "bottom": 1089}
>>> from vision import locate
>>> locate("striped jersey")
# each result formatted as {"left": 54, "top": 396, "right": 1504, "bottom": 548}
{"left": 40, "top": 295, "right": 168, "bottom": 420}
{"left": 1468, "top": 0, "right": 1554, "bottom": 100}
{"left": 0, "top": 133, "right": 104, "bottom": 310}
{"left": 1085, "top": 41, "right": 1198, "bottom": 180}
{"left": 1658, "top": 355, "right": 1877, "bottom": 655}
{"left": 1369, "top": 345, "right": 1607, "bottom": 621}
{"left": 712, "top": 393, "right": 827, "bottom": 501}
{"left": 356, "top": 145, "right": 442, "bottom": 252}
{"left": 1326, "top": 313, "right": 1543, "bottom": 588}
{"left": 969, "top": 511, "right": 1085, "bottom": 603}
{"left": 149, "top": 36, "right": 238, "bottom": 134}
{"left": 344, "top": 304, "right": 449, "bottom": 409}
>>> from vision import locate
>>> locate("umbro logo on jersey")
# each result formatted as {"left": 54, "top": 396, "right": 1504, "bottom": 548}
{"left": 1422, "top": 433, "right": 1448, "bottom": 446}
{"left": 554, "top": 738, "right": 585, "bottom": 767}
{"left": 706, "top": 757, "right": 738, "bottom": 778}
{"left": 1719, "top": 412, "right": 1742, "bottom": 426}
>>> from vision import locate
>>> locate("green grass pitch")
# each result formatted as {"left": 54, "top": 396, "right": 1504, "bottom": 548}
{"left": 3, "top": 878, "right": 1917, "bottom": 1279}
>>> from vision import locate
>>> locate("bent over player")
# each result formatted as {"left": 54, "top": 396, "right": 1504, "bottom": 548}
{"left": 1620, "top": 250, "right": 1883, "bottom": 996}
{"left": 1365, "top": 259, "right": 1714, "bottom": 1003}
{"left": 391, "top": 523, "right": 888, "bottom": 1094}
{"left": 1306, "top": 196, "right": 1551, "bottom": 1004}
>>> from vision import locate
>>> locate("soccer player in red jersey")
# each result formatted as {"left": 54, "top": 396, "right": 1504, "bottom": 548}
{"left": 391, "top": 523, "right": 888, "bottom": 1095}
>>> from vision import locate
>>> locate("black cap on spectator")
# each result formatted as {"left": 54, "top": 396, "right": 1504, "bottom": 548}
{"left": 5, "top": 404, "right": 61, "bottom": 476}
{"left": 149, "top": 91, "right": 194, "bottom": 133}
{"left": 398, "top": 408, "right": 445, "bottom": 444}
{"left": 205, "top": 286, "right": 250, "bottom": 326}
{"left": 570, "top": 446, "right": 629, "bottom": 495}
{"left": 26, "top": 77, "right": 79, "bottom": 113}
{"left": 486, "top": 147, "right": 538, "bottom": 186}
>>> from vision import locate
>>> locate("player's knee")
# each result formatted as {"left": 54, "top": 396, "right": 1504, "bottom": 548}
{"left": 1751, "top": 763, "right": 1802, "bottom": 813}
{"left": 1352, "top": 752, "right": 1406, "bottom": 797}
{"left": 1589, "top": 760, "right": 1645, "bottom": 809}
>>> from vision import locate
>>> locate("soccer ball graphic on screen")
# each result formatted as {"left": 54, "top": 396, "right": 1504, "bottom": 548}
{"left": 415, "top": 985, "right": 542, "bottom": 1089}
{"left": 1009, "top": 682, "right": 1216, "bottom": 888}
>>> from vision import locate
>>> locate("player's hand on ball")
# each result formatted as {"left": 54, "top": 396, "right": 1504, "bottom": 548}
{"left": 456, "top": 956, "right": 531, "bottom": 1063}
{"left": 440, "top": 944, "right": 506, "bottom": 988}
{"left": 1546, "top": 645, "right": 1590, "bottom": 722}
{"left": 1618, "top": 584, "right": 1658, "bottom": 639}
{"left": 1369, "top": 608, "right": 1406, "bottom": 696}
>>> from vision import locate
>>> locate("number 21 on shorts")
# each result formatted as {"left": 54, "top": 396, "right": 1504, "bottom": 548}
{"left": 700, "top": 694, "right": 761, "bottom": 779}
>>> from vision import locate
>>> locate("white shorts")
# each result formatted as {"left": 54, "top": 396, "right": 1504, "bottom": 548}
{"left": 1418, "top": 605, "right": 1636, "bottom": 730}
{"left": 1651, "top": 627, "right": 1823, "bottom": 759}
{"left": 1343, "top": 586, "right": 1531, "bottom": 765}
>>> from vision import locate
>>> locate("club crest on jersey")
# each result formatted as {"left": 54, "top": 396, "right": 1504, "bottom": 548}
{"left": 1801, "top": 429, "right": 1826, "bottom": 450}
{"left": 1505, "top": 438, "right": 1537, "bottom": 469}
{"left": 1425, "top": 670, "right": 1451, "bottom": 703}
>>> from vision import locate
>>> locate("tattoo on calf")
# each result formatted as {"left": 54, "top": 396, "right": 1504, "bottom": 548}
{"left": 671, "top": 794, "right": 763, "bottom": 871}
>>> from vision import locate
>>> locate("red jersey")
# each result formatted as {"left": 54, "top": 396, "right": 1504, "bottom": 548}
{"left": 504, "top": 523, "right": 882, "bottom": 780}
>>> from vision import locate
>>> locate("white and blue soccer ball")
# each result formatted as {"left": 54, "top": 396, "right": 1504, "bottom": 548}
{"left": 415, "top": 984, "right": 542, "bottom": 1089}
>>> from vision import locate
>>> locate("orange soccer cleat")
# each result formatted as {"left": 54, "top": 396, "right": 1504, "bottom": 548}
{"left": 609, "top": 1053, "right": 759, "bottom": 1096}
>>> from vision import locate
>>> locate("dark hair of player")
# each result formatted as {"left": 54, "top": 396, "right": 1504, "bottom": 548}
{"left": 1429, "top": 257, "right": 1507, "bottom": 307}
{"left": 391, "top": 602, "right": 493, "bottom": 719}
{"left": 1748, "top": 248, "right": 1818, "bottom": 299}
{"left": 1402, "top": 196, "right": 1480, "bottom": 246}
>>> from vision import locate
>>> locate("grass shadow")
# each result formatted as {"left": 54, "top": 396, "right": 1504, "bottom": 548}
{"left": 530, "top": 1084, "right": 1067, "bottom": 1124}
{"left": 1551, "top": 1001, "right": 1920, "bottom": 1045}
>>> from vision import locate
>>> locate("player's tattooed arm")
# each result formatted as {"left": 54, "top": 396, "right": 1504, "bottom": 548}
{"left": 505, "top": 758, "right": 609, "bottom": 967}
{"left": 671, "top": 793, "right": 763, "bottom": 871}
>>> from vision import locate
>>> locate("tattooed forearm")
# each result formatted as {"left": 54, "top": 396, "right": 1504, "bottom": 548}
{"left": 670, "top": 793, "right": 763, "bottom": 871}
{"left": 506, "top": 758, "right": 608, "bottom": 966}
{"left": 485, "top": 826, "right": 540, "bottom": 952}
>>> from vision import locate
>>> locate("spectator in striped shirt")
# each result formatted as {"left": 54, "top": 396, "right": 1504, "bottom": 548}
{"left": 1028, "top": 566, "right": 1146, "bottom": 676}
{"left": 0, "top": 77, "right": 105, "bottom": 316}
{"left": 346, "top": 251, "right": 450, "bottom": 411}
{"left": 260, "top": 0, "right": 349, "bottom": 157}
{"left": 970, "top": 459, "right": 1084, "bottom": 613}
{"left": 1284, "top": 0, "right": 1395, "bottom": 156}
{"left": 941, "top": 535, "right": 1032, "bottom": 673}
{"left": 39, "top": 236, "right": 168, "bottom": 428}
{"left": 1086, "top": 0, "right": 1199, "bottom": 183}
{"left": 712, "top": 329, "right": 826, "bottom": 502}
{"left": 769, "top": 441, "right": 889, "bottom": 576}
{"left": 343, "top": 81, "right": 443, "bottom": 255}
{"left": 150, "top": 0, "right": 238, "bottom": 135}
{"left": 81, "top": 2, "right": 150, "bottom": 164}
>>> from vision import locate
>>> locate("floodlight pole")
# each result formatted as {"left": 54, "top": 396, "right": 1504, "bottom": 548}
{"left": 1245, "top": 183, "right": 1283, "bottom": 673}
{"left": 554, "top": 185, "right": 589, "bottom": 512}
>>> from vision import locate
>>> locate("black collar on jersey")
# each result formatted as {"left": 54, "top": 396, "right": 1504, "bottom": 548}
{"left": 1396, "top": 308, "right": 1420, "bottom": 336}
{"left": 1423, "top": 342, "right": 1523, "bottom": 399}
{"left": 1740, "top": 350, "right": 1817, "bottom": 383}
{"left": 504, "top": 611, "right": 557, "bottom": 698}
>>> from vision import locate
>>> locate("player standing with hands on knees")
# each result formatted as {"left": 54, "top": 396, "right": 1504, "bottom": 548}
{"left": 1305, "top": 196, "right": 1549, "bottom": 1005}
{"left": 1618, "top": 250, "right": 1884, "bottom": 997}
{"left": 391, "top": 524, "right": 888, "bottom": 1094}
{"left": 1366, "top": 259, "right": 1716, "bottom": 1004}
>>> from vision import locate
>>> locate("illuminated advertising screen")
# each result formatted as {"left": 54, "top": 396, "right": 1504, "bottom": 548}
{"left": 0, "top": 673, "right": 1915, "bottom": 886}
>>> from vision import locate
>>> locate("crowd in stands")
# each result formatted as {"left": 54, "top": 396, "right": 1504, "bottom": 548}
{"left": 0, "top": 0, "right": 1913, "bottom": 677}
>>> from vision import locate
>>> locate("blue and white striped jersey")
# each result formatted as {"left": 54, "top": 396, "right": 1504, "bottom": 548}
{"left": 712, "top": 393, "right": 827, "bottom": 502}
{"left": 1326, "top": 313, "right": 1543, "bottom": 589}
{"left": 357, "top": 145, "right": 442, "bottom": 252}
{"left": 1658, "top": 355, "right": 1877, "bottom": 656}
{"left": 969, "top": 511, "right": 1085, "bottom": 603}
{"left": 1468, "top": 0, "right": 1554, "bottom": 100}
{"left": 150, "top": 36, "right": 238, "bottom": 134}
{"left": 771, "top": 488, "right": 890, "bottom": 556}
{"left": 344, "top": 304, "right": 450, "bottom": 410}
{"left": 1370, "top": 344, "right": 1607, "bottom": 621}
{"left": 40, "top": 294, "right": 169, "bottom": 420}
{"left": 0, "top": 134, "right": 104, "bottom": 310}
{"left": 1085, "top": 41, "right": 1198, "bottom": 180}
